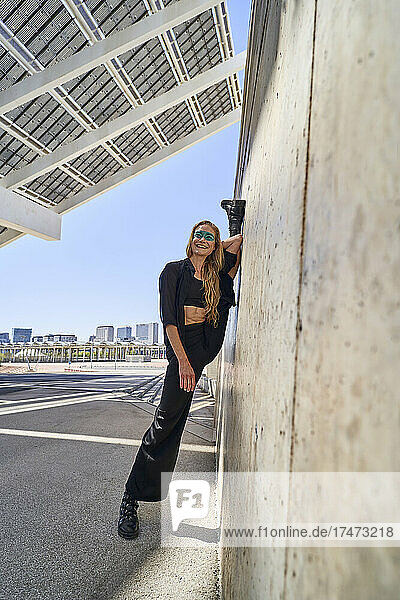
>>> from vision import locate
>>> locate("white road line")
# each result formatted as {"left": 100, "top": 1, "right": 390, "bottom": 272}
{"left": 189, "top": 416, "right": 214, "bottom": 420}
{"left": 195, "top": 393, "right": 213, "bottom": 400}
{"left": 36, "top": 381, "right": 158, "bottom": 393}
{"left": 189, "top": 400, "right": 214, "bottom": 413}
{"left": 72, "top": 375, "right": 151, "bottom": 383}
{"left": 104, "top": 397, "right": 152, "bottom": 404}
{"left": 0, "top": 428, "right": 215, "bottom": 453}
{"left": 0, "top": 390, "right": 96, "bottom": 405}
{"left": 0, "top": 376, "right": 152, "bottom": 391}
{"left": 0, "top": 394, "right": 112, "bottom": 415}
{"left": 21, "top": 385, "right": 132, "bottom": 393}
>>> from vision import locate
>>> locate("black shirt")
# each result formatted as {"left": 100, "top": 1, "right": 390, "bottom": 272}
{"left": 159, "top": 249, "right": 237, "bottom": 358}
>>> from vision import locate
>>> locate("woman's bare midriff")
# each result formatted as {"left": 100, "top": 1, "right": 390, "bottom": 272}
{"left": 184, "top": 305, "right": 206, "bottom": 325}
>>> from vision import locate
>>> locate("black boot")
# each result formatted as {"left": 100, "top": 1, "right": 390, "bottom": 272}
{"left": 221, "top": 198, "right": 246, "bottom": 236}
{"left": 118, "top": 490, "right": 140, "bottom": 539}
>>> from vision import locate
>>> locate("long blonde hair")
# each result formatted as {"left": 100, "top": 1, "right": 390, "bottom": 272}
{"left": 186, "top": 220, "right": 224, "bottom": 328}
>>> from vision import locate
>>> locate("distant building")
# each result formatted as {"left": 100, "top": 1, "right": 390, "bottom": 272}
{"left": 32, "top": 336, "right": 44, "bottom": 343}
{"left": 88, "top": 335, "right": 95, "bottom": 343}
{"left": 58, "top": 335, "right": 77, "bottom": 343}
{"left": 12, "top": 328, "right": 32, "bottom": 343}
{"left": 117, "top": 326, "right": 132, "bottom": 341}
{"left": 43, "top": 334, "right": 77, "bottom": 343}
{"left": 95, "top": 325, "right": 114, "bottom": 342}
{"left": 0, "top": 332, "right": 10, "bottom": 343}
{"left": 136, "top": 322, "right": 159, "bottom": 344}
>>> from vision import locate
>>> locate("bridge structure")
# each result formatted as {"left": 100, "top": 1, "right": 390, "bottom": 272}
{"left": 0, "top": 340, "right": 166, "bottom": 363}
{"left": 0, "top": 0, "right": 245, "bottom": 247}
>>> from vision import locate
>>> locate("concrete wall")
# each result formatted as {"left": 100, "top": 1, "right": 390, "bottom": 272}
{"left": 218, "top": 0, "right": 400, "bottom": 598}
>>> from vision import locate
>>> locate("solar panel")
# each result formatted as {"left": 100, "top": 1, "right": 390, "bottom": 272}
{"left": 0, "top": 0, "right": 243, "bottom": 245}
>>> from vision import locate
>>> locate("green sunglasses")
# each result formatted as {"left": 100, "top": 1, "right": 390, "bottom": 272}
{"left": 194, "top": 230, "right": 215, "bottom": 242}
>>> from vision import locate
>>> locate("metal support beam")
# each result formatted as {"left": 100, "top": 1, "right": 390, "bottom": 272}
{"left": 3, "top": 51, "right": 246, "bottom": 190}
{"left": 60, "top": 0, "right": 169, "bottom": 150}
{"left": 0, "top": 0, "right": 220, "bottom": 116}
{"left": 55, "top": 108, "right": 241, "bottom": 215}
{"left": 0, "top": 19, "right": 134, "bottom": 170}
{"left": 143, "top": 0, "right": 207, "bottom": 128}
{"left": 0, "top": 187, "right": 61, "bottom": 240}
{"left": 0, "top": 229, "right": 24, "bottom": 247}
{"left": 0, "top": 109, "right": 239, "bottom": 248}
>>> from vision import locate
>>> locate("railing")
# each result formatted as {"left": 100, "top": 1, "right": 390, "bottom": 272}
{"left": 0, "top": 342, "right": 167, "bottom": 363}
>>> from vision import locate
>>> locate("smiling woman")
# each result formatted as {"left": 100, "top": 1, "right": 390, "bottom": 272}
{"left": 117, "top": 219, "right": 243, "bottom": 540}
{"left": 184, "top": 222, "right": 221, "bottom": 326}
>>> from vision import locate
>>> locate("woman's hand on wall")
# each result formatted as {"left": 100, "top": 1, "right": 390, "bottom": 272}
{"left": 222, "top": 233, "right": 243, "bottom": 253}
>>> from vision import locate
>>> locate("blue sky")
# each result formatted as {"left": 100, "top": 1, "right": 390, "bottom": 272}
{"left": 0, "top": 0, "right": 252, "bottom": 342}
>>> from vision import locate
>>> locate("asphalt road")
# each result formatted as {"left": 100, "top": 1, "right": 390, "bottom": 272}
{"left": 0, "top": 372, "right": 218, "bottom": 600}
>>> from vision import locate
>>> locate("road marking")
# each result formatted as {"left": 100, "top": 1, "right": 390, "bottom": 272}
{"left": 195, "top": 393, "right": 213, "bottom": 400}
{"left": 104, "top": 397, "right": 154, "bottom": 404}
{"left": 189, "top": 416, "right": 214, "bottom": 420}
{"left": 189, "top": 400, "right": 214, "bottom": 413}
{"left": 0, "top": 427, "right": 215, "bottom": 453}
{"left": 0, "top": 390, "right": 96, "bottom": 406}
{"left": 5, "top": 384, "right": 138, "bottom": 394}
{"left": 0, "top": 394, "right": 111, "bottom": 415}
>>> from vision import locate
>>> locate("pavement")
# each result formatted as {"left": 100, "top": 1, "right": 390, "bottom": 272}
{"left": 0, "top": 370, "right": 219, "bottom": 600}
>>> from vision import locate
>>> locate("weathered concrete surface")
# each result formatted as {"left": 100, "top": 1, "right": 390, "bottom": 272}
{"left": 218, "top": 0, "right": 315, "bottom": 598}
{"left": 218, "top": 0, "right": 400, "bottom": 598}
{"left": 286, "top": 1, "right": 400, "bottom": 597}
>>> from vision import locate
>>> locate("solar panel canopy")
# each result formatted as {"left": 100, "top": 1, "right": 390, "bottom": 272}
{"left": 0, "top": 0, "right": 244, "bottom": 246}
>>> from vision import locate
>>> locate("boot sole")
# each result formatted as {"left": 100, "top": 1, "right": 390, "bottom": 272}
{"left": 117, "top": 526, "right": 140, "bottom": 540}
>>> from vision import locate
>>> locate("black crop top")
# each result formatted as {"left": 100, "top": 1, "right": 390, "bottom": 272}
{"left": 184, "top": 275, "right": 205, "bottom": 308}
{"left": 159, "top": 249, "right": 237, "bottom": 332}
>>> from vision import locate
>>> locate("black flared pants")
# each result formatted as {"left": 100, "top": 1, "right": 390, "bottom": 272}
{"left": 125, "top": 322, "right": 213, "bottom": 502}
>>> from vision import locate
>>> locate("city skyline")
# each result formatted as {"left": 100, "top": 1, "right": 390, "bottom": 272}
{"left": 0, "top": 319, "right": 163, "bottom": 343}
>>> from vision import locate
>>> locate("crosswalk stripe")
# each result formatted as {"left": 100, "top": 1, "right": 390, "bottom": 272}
{"left": 0, "top": 394, "right": 111, "bottom": 415}
{"left": 0, "top": 427, "right": 215, "bottom": 452}
{"left": 189, "top": 400, "right": 214, "bottom": 413}
{"left": 0, "top": 390, "right": 95, "bottom": 406}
